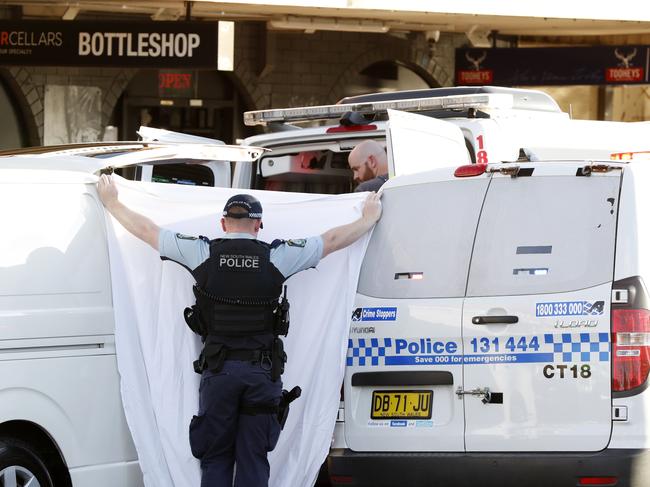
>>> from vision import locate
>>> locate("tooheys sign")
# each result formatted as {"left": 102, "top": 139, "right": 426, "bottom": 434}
{"left": 0, "top": 20, "right": 218, "bottom": 68}
{"left": 455, "top": 46, "right": 650, "bottom": 86}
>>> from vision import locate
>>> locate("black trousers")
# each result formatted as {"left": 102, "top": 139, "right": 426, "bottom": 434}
{"left": 189, "top": 360, "right": 282, "bottom": 487}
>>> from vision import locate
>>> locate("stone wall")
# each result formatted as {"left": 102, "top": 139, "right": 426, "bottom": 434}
{"left": 232, "top": 23, "right": 462, "bottom": 110}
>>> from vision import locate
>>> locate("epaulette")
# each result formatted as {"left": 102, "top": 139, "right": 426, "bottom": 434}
{"left": 270, "top": 239, "right": 285, "bottom": 249}
{"left": 199, "top": 235, "right": 211, "bottom": 244}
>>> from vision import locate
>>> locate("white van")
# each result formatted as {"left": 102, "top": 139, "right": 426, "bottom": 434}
{"left": 236, "top": 87, "right": 650, "bottom": 487}
{"left": 233, "top": 86, "right": 650, "bottom": 193}
{"left": 0, "top": 145, "right": 262, "bottom": 486}
{"left": 0, "top": 161, "right": 141, "bottom": 487}
{"left": 326, "top": 155, "right": 650, "bottom": 486}
{"left": 0, "top": 137, "right": 237, "bottom": 188}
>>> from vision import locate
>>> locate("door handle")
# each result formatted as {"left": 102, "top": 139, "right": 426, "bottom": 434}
{"left": 456, "top": 387, "right": 491, "bottom": 404}
{"left": 472, "top": 315, "right": 518, "bottom": 325}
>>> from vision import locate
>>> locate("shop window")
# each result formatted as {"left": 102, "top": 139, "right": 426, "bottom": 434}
{"left": 0, "top": 76, "right": 27, "bottom": 149}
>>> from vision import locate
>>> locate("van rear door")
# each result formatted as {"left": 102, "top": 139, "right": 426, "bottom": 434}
{"left": 344, "top": 112, "right": 483, "bottom": 452}
{"left": 385, "top": 109, "right": 470, "bottom": 177}
{"left": 462, "top": 163, "right": 620, "bottom": 451}
{"left": 345, "top": 169, "right": 488, "bottom": 452}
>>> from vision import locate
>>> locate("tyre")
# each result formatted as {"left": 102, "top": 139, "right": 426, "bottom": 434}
{"left": 0, "top": 437, "right": 54, "bottom": 487}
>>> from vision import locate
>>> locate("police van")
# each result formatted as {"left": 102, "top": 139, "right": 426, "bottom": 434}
{"left": 0, "top": 144, "right": 261, "bottom": 486}
{"left": 326, "top": 148, "right": 650, "bottom": 487}
{"left": 236, "top": 89, "right": 650, "bottom": 486}
{"left": 233, "top": 86, "right": 650, "bottom": 193}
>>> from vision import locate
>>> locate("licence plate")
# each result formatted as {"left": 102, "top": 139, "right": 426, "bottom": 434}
{"left": 371, "top": 390, "right": 433, "bottom": 420}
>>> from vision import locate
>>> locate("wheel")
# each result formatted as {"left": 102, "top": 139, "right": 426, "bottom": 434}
{"left": 0, "top": 437, "right": 54, "bottom": 487}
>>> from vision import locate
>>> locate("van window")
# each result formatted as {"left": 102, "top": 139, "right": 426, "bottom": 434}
{"left": 467, "top": 175, "right": 620, "bottom": 297}
{"left": 255, "top": 148, "right": 354, "bottom": 194}
{"left": 151, "top": 163, "right": 215, "bottom": 186}
{"left": 357, "top": 179, "right": 489, "bottom": 299}
{"left": 0, "top": 185, "right": 110, "bottom": 309}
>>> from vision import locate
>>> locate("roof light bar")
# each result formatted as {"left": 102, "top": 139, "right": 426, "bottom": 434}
{"left": 611, "top": 151, "right": 650, "bottom": 161}
{"left": 244, "top": 93, "right": 515, "bottom": 127}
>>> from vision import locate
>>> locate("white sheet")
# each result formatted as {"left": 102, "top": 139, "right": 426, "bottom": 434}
{"left": 105, "top": 178, "right": 370, "bottom": 487}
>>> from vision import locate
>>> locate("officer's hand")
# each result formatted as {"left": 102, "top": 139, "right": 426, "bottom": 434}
{"left": 362, "top": 192, "right": 382, "bottom": 224}
{"left": 97, "top": 174, "right": 118, "bottom": 209}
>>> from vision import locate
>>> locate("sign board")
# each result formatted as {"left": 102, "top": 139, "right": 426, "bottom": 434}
{"left": 456, "top": 46, "right": 650, "bottom": 86}
{"left": 158, "top": 70, "right": 194, "bottom": 97}
{"left": 0, "top": 20, "right": 218, "bottom": 68}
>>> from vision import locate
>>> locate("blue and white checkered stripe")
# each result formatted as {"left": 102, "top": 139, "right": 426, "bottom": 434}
{"left": 347, "top": 338, "right": 392, "bottom": 366}
{"left": 347, "top": 333, "right": 610, "bottom": 367}
{"left": 544, "top": 332, "right": 610, "bottom": 362}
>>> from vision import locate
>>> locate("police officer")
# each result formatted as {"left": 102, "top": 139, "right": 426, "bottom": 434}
{"left": 96, "top": 175, "right": 382, "bottom": 487}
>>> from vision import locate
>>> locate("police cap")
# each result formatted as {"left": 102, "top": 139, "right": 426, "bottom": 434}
{"left": 223, "top": 194, "right": 263, "bottom": 220}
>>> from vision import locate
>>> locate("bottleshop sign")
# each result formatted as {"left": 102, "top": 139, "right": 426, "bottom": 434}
{"left": 456, "top": 46, "right": 650, "bottom": 86}
{"left": 0, "top": 21, "right": 218, "bottom": 68}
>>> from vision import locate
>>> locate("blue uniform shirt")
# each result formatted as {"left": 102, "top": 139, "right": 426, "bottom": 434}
{"left": 159, "top": 230, "right": 324, "bottom": 277}
{"left": 159, "top": 230, "right": 324, "bottom": 351}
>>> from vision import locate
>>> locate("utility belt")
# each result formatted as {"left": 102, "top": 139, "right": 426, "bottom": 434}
{"left": 193, "top": 339, "right": 287, "bottom": 382}
{"left": 193, "top": 342, "right": 297, "bottom": 428}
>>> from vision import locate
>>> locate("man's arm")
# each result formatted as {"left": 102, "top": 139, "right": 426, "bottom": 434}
{"left": 97, "top": 174, "right": 160, "bottom": 250}
{"left": 321, "top": 192, "right": 382, "bottom": 258}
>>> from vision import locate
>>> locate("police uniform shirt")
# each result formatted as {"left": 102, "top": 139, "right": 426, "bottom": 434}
{"left": 159, "top": 230, "right": 323, "bottom": 350}
{"left": 158, "top": 230, "right": 324, "bottom": 281}
{"left": 354, "top": 173, "right": 388, "bottom": 193}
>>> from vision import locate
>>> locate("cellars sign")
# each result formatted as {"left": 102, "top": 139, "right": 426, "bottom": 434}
{"left": 0, "top": 20, "right": 218, "bottom": 68}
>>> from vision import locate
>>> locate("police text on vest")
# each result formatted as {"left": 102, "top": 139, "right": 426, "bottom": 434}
{"left": 219, "top": 254, "right": 260, "bottom": 270}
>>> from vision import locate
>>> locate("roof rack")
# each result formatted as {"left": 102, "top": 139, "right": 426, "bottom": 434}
{"left": 244, "top": 87, "right": 563, "bottom": 127}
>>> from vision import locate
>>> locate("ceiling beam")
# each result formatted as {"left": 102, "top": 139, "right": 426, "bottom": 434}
{"left": 61, "top": 6, "right": 78, "bottom": 19}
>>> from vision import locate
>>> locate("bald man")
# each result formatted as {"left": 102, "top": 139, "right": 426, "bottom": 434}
{"left": 347, "top": 139, "right": 389, "bottom": 192}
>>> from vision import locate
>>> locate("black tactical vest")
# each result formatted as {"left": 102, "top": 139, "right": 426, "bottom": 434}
{"left": 191, "top": 238, "right": 286, "bottom": 339}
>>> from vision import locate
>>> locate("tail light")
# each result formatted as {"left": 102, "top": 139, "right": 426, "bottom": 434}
{"left": 326, "top": 124, "right": 377, "bottom": 133}
{"left": 454, "top": 163, "right": 487, "bottom": 177}
{"left": 330, "top": 475, "right": 354, "bottom": 484}
{"left": 612, "top": 308, "right": 650, "bottom": 392}
{"left": 578, "top": 477, "right": 618, "bottom": 486}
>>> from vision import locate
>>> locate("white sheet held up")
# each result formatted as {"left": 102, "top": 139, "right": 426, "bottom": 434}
{"left": 105, "top": 179, "right": 369, "bottom": 487}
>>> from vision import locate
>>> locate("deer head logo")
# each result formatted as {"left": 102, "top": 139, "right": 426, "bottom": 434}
{"left": 466, "top": 51, "right": 487, "bottom": 71}
{"left": 615, "top": 48, "right": 637, "bottom": 68}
